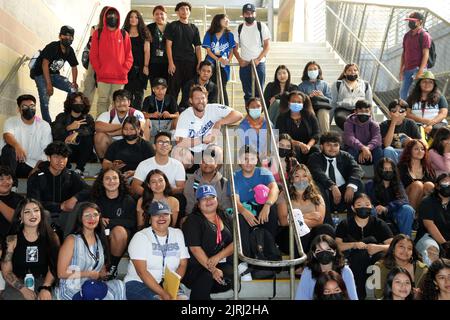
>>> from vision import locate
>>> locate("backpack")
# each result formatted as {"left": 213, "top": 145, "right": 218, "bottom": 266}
{"left": 238, "top": 22, "right": 263, "bottom": 48}
{"left": 109, "top": 107, "right": 137, "bottom": 123}
{"left": 419, "top": 29, "right": 436, "bottom": 68}
{"left": 28, "top": 50, "right": 42, "bottom": 79}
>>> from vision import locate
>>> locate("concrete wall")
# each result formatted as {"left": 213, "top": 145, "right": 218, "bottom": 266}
{"left": 0, "top": 0, "right": 130, "bottom": 131}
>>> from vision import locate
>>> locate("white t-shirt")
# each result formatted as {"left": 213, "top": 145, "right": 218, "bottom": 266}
{"left": 1, "top": 116, "right": 52, "bottom": 168}
{"left": 233, "top": 22, "right": 271, "bottom": 62}
{"left": 124, "top": 227, "right": 190, "bottom": 284}
{"left": 133, "top": 156, "right": 185, "bottom": 187}
{"left": 96, "top": 109, "right": 145, "bottom": 141}
{"left": 174, "top": 104, "right": 232, "bottom": 153}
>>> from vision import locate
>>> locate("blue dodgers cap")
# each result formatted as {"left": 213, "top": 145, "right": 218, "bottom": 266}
{"left": 242, "top": 3, "right": 256, "bottom": 13}
{"left": 196, "top": 184, "right": 218, "bottom": 200}
{"left": 72, "top": 280, "right": 108, "bottom": 300}
{"left": 145, "top": 200, "right": 172, "bottom": 216}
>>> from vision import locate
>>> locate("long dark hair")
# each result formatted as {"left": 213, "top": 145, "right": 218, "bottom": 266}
{"left": 63, "top": 92, "right": 91, "bottom": 114}
{"left": 306, "top": 234, "right": 345, "bottom": 279}
{"left": 272, "top": 65, "right": 292, "bottom": 92}
{"left": 69, "top": 202, "right": 110, "bottom": 266}
{"left": 288, "top": 163, "right": 322, "bottom": 205}
{"left": 430, "top": 127, "right": 450, "bottom": 156}
{"left": 4, "top": 199, "right": 60, "bottom": 278}
{"left": 301, "top": 61, "right": 323, "bottom": 81}
{"left": 399, "top": 139, "right": 435, "bottom": 179}
{"left": 374, "top": 157, "right": 404, "bottom": 203}
{"left": 91, "top": 168, "right": 128, "bottom": 200}
{"left": 406, "top": 78, "right": 441, "bottom": 106}
{"left": 190, "top": 202, "right": 232, "bottom": 233}
{"left": 141, "top": 169, "right": 173, "bottom": 210}
{"left": 383, "top": 266, "right": 414, "bottom": 300}
{"left": 122, "top": 10, "right": 151, "bottom": 41}
{"left": 420, "top": 258, "right": 450, "bottom": 300}
{"left": 122, "top": 115, "right": 144, "bottom": 139}
{"left": 313, "top": 270, "right": 349, "bottom": 300}
{"left": 381, "top": 234, "right": 422, "bottom": 270}
{"left": 279, "top": 90, "right": 314, "bottom": 116}
{"left": 207, "top": 14, "right": 230, "bottom": 35}
{"left": 337, "top": 63, "right": 359, "bottom": 80}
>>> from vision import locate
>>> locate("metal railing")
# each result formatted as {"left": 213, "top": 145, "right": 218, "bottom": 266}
{"left": 0, "top": 54, "right": 30, "bottom": 97}
{"left": 326, "top": 0, "right": 450, "bottom": 113}
{"left": 216, "top": 60, "right": 307, "bottom": 300}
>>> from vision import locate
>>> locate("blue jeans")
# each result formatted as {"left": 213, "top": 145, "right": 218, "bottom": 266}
{"left": 389, "top": 204, "right": 415, "bottom": 237}
{"left": 239, "top": 62, "right": 265, "bottom": 104}
{"left": 125, "top": 280, "right": 159, "bottom": 300}
{"left": 35, "top": 74, "right": 75, "bottom": 123}
{"left": 347, "top": 146, "right": 384, "bottom": 169}
{"left": 383, "top": 146, "right": 403, "bottom": 164}
{"left": 400, "top": 67, "right": 422, "bottom": 100}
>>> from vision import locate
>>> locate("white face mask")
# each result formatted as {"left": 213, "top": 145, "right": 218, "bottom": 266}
{"left": 248, "top": 108, "right": 262, "bottom": 119}
{"left": 308, "top": 70, "right": 319, "bottom": 80}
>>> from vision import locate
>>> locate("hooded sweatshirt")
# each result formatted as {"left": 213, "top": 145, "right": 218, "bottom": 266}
{"left": 343, "top": 113, "right": 382, "bottom": 151}
{"left": 89, "top": 7, "right": 133, "bottom": 84}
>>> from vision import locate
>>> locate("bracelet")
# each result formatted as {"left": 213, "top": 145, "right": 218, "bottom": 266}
{"left": 38, "top": 285, "right": 52, "bottom": 293}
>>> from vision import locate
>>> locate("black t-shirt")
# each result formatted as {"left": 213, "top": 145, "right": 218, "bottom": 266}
{"left": 94, "top": 194, "right": 137, "bottom": 231}
{"left": 417, "top": 193, "right": 450, "bottom": 242}
{"left": 336, "top": 215, "right": 393, "bottom": 243}
{"left": 33, "top": 41, "right": 78, "bottom": 76}
{"left": 13, "top": 232, "right": 49, "bottom": 279}
{"left": 379, "top": 118, "right": 421, "bottom": 148}
{"left": 130, "top": 36, "right": 145, "bottom": 68}
{"left": 0, "top": 192, "right": 24, "bottom": 242}
{"left": 104, "top": 139, "right": 155, "bottom": 172}
{"left": 164, "top": 21, "right": 201, "bottom": 62}
{"left": 147, "top": 22, "right": 168, "bottom": 64}
{"left": 142, "top": 94, "right": 178, "bottom": 114}
{"left": 182, "top": 212, "right": 233, "bottom": 265}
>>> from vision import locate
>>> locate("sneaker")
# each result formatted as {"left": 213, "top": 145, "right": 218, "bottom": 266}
{"left": 238, "top": 262, "right": 252, "bottom": 281}
{"left": 106, "top": 265, "right": 118, "bottom": 280}
{"left": 74, "top": 168, "right": 85, "bottom": 178}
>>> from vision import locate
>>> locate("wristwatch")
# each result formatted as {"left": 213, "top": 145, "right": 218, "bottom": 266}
{"left": 38, "top": 285, "right": 52, "bottom": 293}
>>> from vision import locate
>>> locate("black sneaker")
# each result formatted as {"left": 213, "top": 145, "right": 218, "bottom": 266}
{"left": 106, "top": 265, "right": 118, "bottom": 280}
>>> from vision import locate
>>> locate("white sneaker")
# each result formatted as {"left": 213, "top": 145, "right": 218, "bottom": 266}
{"left": 238, "top": 262, "right": 252, "bottom": 281}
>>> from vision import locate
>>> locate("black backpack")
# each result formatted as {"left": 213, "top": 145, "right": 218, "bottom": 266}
{"left": 419, "top": 29, "right": 436, "bottom": 68}
{"left": 238, "top": 22, "right": 263, "bottom": 48}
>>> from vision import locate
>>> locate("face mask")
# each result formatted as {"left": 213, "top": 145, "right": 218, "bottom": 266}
{"left": 294, "top": 181, "right": 309, "bottom": 191}
{"left": 346, "top": 74, "right": 358, "bottom": 81}
{"left": 315, "top": 250, "right": 335, "bottom": 265}
{"left": 408, "top": 21, "right": 417, "bottom": 30}
{"left": 289, "top": 102, "right": 303, "bottom": 113}
{"left": 279, "top": 148, "right": 290, "bottom": 158}
{"left": 355, "top": 207, "right": 371, "bottom": 219}
{"left": 438, "top": 183, "right": 450, "bottom": 197}
{"left": 123, "top": 134, "right": 138, "bottom": 141}
{"left": 248, "top": 108, "right": 262, "bottom": 120}
{"left": 322, "top": 293, "right": 344, "bottom": 300}
{"left": 381, "top": 171, "right": 395, "bottom": 181}
{"left": 106, "top": 16, "right": 119, "bottom": 28}
{"left": 71, "top": 104, "right": 84, "bottom": 113}
{"left": 308, "top": 70, "right": 319, "bottom": 80}
{"left": 22, "top": 109, "right": 36, "bottom": 120}
{"left": 244, "top": 17, "right": 255, "bottom": 24}
{"left": 357, "top": 114, "right": 370, "bottom": 123}
{"left": 61, "top": 39, "right": 73, "bottom": 47}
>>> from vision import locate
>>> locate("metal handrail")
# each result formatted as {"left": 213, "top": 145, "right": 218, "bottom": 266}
{"left": 326, "top": 4, "right": 400, "bottom": 85}
{"left": 0, "top": 54, "right": 30, "bottom": 97}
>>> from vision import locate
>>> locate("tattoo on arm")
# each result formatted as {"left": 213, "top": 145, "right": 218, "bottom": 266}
{"left": 5, "top": 272, "right": 24, "bottom": 290}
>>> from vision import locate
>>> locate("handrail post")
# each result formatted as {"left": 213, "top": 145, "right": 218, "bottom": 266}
{"left": 0, "top": 55, "right": 30, "bottom": 97}
{"left": 372, "top": 7, "right": 394, "bottom": 91}
{"left": 351, "top": 4, "right": 367, "bottom": 63}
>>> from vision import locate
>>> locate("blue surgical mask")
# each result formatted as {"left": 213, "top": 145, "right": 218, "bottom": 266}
{"left": 308, "top": 70, "right": 319, "bottom": 80}
{"left": 248, "top": 108, "right": 262, "bottom": 119}
{"left": 294, "top": 181, "right": 309, "bottom": 191}
{"left": 289, "top": 102, "right": 303, "bottom": 113}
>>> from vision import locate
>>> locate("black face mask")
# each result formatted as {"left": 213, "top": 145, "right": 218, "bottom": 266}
{"left": 106, "top": 16, "right": 119, "bottom": 28}
{"left": 123, "top": 134, "right": 138, "bottom": 141}
{"left": 279, "top": 148, "right": 290, "bottom": 158}
{"left": 61, "top": 39, "right": 73, "bottom": 47}
{"left": 346, "top": 74, "right": 358, "bottom": 81}
{"left": 71, "top": 104, "right": 84, "bottom": 113}
{"left": 438, "top": 184, "right": 450, "bottom": 197}
{"left": 355, "top": 207, "right": 371, "bottom": 219}
{"left": 322, "top": 293, "right": 344, "bottom": 300}
{"left": 22, "top": 109, "right": 36, "bottom": 120}
{"left": 381, "top": 170, "right": 395, "bottom": 181}
{"left": 357, "top": 114, "right": 370, "bottom": 123}
{"left": 315, "top": 251, "right": 335, "bottom": 265}
{"left": 408, "top": 21, "right": 417, "bottom": 30}
{"left": 244, "top": 17, "right": 255, "bottom": 24}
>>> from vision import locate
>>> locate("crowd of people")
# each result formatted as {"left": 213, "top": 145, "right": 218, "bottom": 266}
{"left": 0, "top": 3, "right": 449, "bottom": 301}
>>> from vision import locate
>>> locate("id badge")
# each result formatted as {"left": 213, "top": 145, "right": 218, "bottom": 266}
{"left": 156, "top": 49, "right": 164, "bottom": 57}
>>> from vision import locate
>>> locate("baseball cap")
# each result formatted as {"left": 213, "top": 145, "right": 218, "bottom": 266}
{"left": 420, "top": 70, "right": 435, "bottom": 80}
{"left": 242, "top": 3, "right": 256, "bottom": 13}
{"left": 253, "top": 184, "right": 269, "bottom": 205}
{"left": 405, "top": 12, "right": 424, "bottom": 21}
{"left": 152, "top": 77, "right": 168, "bottom": 88}
{"left": 145, "top": 200, "right": 172, "bottom": 216}
{"left": 60, "top": 25, "right": 75, "bottom": 37}
{"left": 72, "top": 280, "right": 107, "bottom": 300}
{"left": 196, "top": 185, "right": 218, "bottom": 200}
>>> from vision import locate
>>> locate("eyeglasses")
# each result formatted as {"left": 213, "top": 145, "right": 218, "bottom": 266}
{"left": 389, "top": 108, "right": 406, "bottom": 113}
{"left": 156, "top": 140, "right": 171, "bottom": 146}
{"left": 83, "top": 212, "right": 100, "bottom": 219}
{"left": 21, "top": 104, "right": 36, "bottom": 110}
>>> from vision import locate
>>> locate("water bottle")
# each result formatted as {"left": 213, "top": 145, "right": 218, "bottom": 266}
{"left": 24, "top": 271, "right": 35, "bottom": 291}
{"left": 332, "top": 211, "right": 340, "bottom": 228}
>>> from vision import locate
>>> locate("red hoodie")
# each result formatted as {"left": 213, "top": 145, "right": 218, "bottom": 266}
{"left": 89, "top": 7, "right": 133, "bottom": 84}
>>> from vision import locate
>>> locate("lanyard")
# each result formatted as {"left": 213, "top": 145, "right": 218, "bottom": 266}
{"left": 215, "top": 215, "right": 222, "bottom": 246}
{"left": 81, "top": 234, "right": 99, "bottom": 270}
{"left": 152, "top": 229, "right": 169, "bottom": 269}
{"left": 156, "top": 28, "right": 163, "bottom": 49}
{"left": 155, "top": 96, "right": 165, "bottom": 130}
